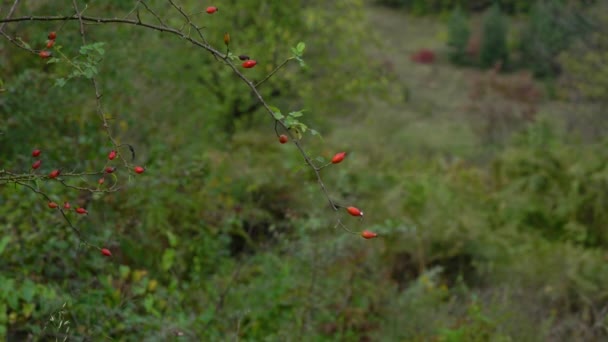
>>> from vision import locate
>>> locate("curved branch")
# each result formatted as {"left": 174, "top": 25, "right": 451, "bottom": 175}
{"left": 0, "top": 10, "right": 340, "bottom": 211}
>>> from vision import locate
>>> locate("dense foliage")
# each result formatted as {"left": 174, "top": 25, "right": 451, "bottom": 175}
{"left": 376, "top": 0, "right": 535, "bottom": 14}
{"left": 443, "top": 0, "right": 594, "bottom": 76}
{"left": 1, "top": 0, "right": 608, "bottom": 341}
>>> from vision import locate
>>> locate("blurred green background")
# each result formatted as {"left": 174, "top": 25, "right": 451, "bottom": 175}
{"left": 1, "top": 0, "right": 608, "bottom": 340}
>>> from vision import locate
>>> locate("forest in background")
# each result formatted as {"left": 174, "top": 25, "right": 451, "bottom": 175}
{"left": 1, "top": 0, "right": 608, "bottom": 340}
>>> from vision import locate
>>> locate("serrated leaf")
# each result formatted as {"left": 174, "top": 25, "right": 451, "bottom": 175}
{"left": 288, "top": 111, "right": 303, "bottom": 118}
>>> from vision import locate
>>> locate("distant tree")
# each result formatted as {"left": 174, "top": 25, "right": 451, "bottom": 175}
{"left": 479, "top": 3, "right": 509, "bottom": 69}
{"left": 447, "top": 6, "right": 471, "bottom": 65}
{"left": 518, "top": 1, "right": 578, "bottom": 77}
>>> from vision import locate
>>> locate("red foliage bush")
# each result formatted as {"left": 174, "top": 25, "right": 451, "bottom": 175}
{"left": 411, "top": 49, "right": 436, "bottom": 64}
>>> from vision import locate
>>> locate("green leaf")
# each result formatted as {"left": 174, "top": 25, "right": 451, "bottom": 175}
{"left": 296, "top": 42, "right": 306, "bottom": 54}
{"left": 284, "top": 116, "right": 297, "bottom": 127}
{"left": 54, "top": 78, "right": 67, "bottom": 88}
{"left": 161, "top": 248, "right": 176, "bottom": 271}
{"left": 22, "top": 303, "right": 35, "bottom": 318}
{"left": 268, "top": 105, "right": 284, "bottom": 120}
{"left": 0, "top": 236, "right": 10, "bottom": 255}
{"left": 16, "top": 38, "right": 31, "bottom": 50}
{"left": 268, "top": 105, "right": 281, "bottom": 114}
{"left": 80, "top": 42, "right": 106, "bottom": 56}
{"left": 20, "top": 279, "right": 36, "bottom": 302}
{"left": 166, "top": 231, "right": 179, "bottom": 247}
{"left": 119, "top": 265, "right": 131, "bottom": 280}
{"left": 46, "top": 57, "right": 61, "bottom": 64}
{"left": 288, "top": 111, "right": 304, "bottom": 118}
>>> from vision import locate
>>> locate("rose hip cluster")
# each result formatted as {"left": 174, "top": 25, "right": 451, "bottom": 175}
{"left": 205, "top": 6, "right": 258, "bottom": 70}
{"left": 31, "top": 147, "right": 146, "bottom": 257}
{"left": 275, "top": 142, "right": 378, "bottom": 239}
{"left": 39, "top": 31, "right": 56, "bottom": 59}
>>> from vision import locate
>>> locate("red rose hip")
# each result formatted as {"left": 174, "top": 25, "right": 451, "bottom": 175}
{"left": 346, "top": 206, "right": 363, "bottom": 217}
{"left": 32, "top": 160, "right": 42, "bottom": 170}
{"left": 134, "top": 166, "right": 145, "bottom": 174}
{"left": 361, "top": 230, "right": 378, "bottom": 239}
{"left": 242, "top": 60, "right": 257, "bottom": 68}
{"left": 108, "top": 150, "right": 117, "bottom": 160}
{"left": 49, "top": 169, "right": 61, "bottom": 179}
{"left": 48, "top": 201, "right": 58, "bottom": 209}
{"left": 39, "top": 50, "right": 52, "bottom": 59}
{"left": 101, "top": 248, "right": 112, "bottom": 257}
{"left": 48, "top": 31, "right": 56, "bottom": 40}
{"left": 206, "top": 6, "right": 218, "bottom": 14}
{"left": 75, "top": 207, "right": 88, "bottom": 215}
{"left": 32, "top": 149, "right": 41, "bottom": 157}
{"left": 279, "top": 134, "right": 288, "bottom": 144}
{"left": 331, "top": 152, "right": 347, "bottom": 164}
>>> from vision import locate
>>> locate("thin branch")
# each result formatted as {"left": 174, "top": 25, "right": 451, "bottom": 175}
{"left": 255, "top": 57, "right": 294, "bottom": 88}
{"left": 0, "top": 0, "right": 19, "bottom": 32}
{"left": 140, "top": 1, "right": 166, "bottom": 27}
{"left": 14, "top": 180, "right": 82, "bottom": 238}
{"left": 0, "top": 15, "right": 224, "bottom": 57}
{"left": 204, "top": 258, "right": 250, "bottom": 330}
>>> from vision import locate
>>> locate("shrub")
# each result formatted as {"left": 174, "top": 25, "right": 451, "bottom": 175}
{"left": 376, "top": 0, "right": 541, "bottom": 14}
{"left": 411, "top": 49, "right": 436, "bottom": 64}
{"left": 466, "top": 66, "right": 542, "bottom": 145}
{"left": 518, "top": 1, "right": 578, "bottom": 77}
{"left": 557, "top": 1, "right": 608, "bottom": 98}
